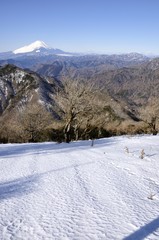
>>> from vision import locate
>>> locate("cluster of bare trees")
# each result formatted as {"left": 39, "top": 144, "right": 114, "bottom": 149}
{"left": 0, "top": 79, "right": 158, "bottom": 143}
{"left": 138, "top": 97, "right": 159, "bottom": 135}
{"left": 0, "top": 103, "right": 52, "bottom": 143}
{"left": 54, "top": 79, "right": 121, "bottom": 142}
{"left": 18, "top": 104, "right": 52, "bottom": 142}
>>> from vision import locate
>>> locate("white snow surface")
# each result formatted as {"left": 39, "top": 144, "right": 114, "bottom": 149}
{"left": 13, "top": 41, "right": 50, "bottom": 54}
{"left": 0, "top": 135, "right": 159, "bottom": 240}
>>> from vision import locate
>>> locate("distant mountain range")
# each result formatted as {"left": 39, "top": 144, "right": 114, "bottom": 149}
{"left": 0, "top": 40, "right": 153, "bottom": 61}
{"left": 0, "top": 40, "right": 150, "bottom": 74}
{"left": 1, "top": 40, "right": 159, "bottom": 125}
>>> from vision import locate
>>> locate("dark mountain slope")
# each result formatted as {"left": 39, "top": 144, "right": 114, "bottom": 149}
{"left": 0, "top": 64, "right": 60, "bottom": 115}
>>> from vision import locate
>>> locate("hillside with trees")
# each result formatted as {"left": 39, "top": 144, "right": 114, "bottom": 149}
{"left": 0, "top": 55, "right": 159, "bottom": 143}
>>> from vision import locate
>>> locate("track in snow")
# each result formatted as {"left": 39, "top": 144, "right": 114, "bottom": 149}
{"left": 0, "top": 136, "right": 159, "bottom": 239}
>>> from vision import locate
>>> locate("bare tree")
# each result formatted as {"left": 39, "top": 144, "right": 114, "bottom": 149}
{"left": 54, "top": 79, "right": 121, "bottom": 142}
{"left": 54, "top": 80, "right": 95, "bottom": 142}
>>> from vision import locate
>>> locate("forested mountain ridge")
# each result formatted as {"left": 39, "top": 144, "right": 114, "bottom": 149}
{"left": 0, "top": 51, "right": 159, "bottom": 142}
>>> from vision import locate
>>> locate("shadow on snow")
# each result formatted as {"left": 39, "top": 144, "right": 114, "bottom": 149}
{"left": 0, "top": 161, "right": 94, "bottom": 201}
{"left": 0, "top": 137, "right": 118, "bottom": 158}
{"left": 123, "top": 216, "right": 159, "bottom": 240}
{"left": 0, "top": 174, "right": 39, "bottom": 200}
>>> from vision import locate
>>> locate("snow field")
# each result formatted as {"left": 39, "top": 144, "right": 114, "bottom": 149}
{"left": 0, "top": 135, "right": 159, "bottom": 239}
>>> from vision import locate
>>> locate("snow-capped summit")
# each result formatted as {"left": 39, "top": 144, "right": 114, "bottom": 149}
{"left": 13, "top": 40, "right": 50, "bottom": 54}
{"left": 11, "top": 40, "right": 67, "bottom": 56}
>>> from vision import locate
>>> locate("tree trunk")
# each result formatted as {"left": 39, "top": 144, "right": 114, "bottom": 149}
{"left": 64, "top": 122, "right": 71, "bottom": 143}
{"left": 74, "top": 123, "right": 79, "bottom": 141}
{"left": 150, "top": 118, "right": 157, "bottom": 135}
{"left": 152, "top": 129, "right": 158, "bottom": 135}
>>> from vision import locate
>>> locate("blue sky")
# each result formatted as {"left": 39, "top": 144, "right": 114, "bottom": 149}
{"left": 1, "top": 0, "right": 159, "bottom": 54}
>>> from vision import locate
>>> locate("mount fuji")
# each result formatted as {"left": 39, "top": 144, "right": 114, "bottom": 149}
{"left": 0, "top": 40, "right": 71, "bottom": 60}
{"left": 12, "top": 40, "right": 66, "bottom": 55}
{"left": 13, "top": 40, "right": 51, "bottom": 54}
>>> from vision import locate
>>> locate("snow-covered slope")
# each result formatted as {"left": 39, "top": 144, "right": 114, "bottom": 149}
{"left": 11, "top": 40, "right": 66, "bottom": 56}
{"left": 13, "top": 40, "right": 50, "bottom": 54}
{"left": 0, "top": 64, "right": 60, "bottom": 115}
{"left": 0, "top": 135, "right": 159, "bottom": 239}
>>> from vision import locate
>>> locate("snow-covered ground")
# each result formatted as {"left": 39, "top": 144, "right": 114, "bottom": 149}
{"left": 0, "top": 135, "right": 159, "bottom": 240}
